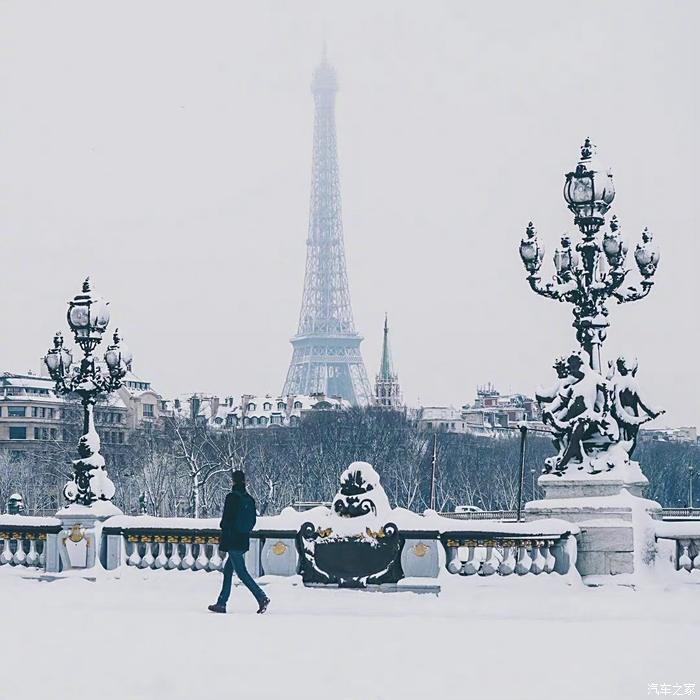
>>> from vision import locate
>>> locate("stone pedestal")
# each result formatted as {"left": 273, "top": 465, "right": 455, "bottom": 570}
{"left": 525, "top": 468, "right": 661, "bottom": 581}
{"left": 50, "top": 501, "right": 122, "bottom": 573}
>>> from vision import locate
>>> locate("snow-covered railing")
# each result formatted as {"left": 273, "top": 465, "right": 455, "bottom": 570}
{"left": 0, "top": 509, "right": 580, "bottom": 581}
{"left": 99, "top": 510, "right": 579, "bottom": 580}
{"left": 438, "top": 510, "right": 517, "bottom": 522}
{"left": 655, "top": 521, "right": 700, "bottom": 572}
{"left": 102, "top": 514, "right": 305, "bottom": 577}
{"left": 438, "top": 520, "right": 576, "bottom": 576}
{"left": 660, "top": 508, "right": 700, "bottom": 521}
{"left": 0, "top": 515, "right": 62, "bottom": 569}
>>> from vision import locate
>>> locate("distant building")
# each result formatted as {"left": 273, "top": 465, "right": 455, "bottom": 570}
{"left": 0, "top": 369, "right": 166, "bottom": 454}
{"left": 418, "top": 384, "right": 541, "bottom": 435}
{"left": 374, "top": 315, "right": 403, "bottom": 410}
{"left": 168, "top": 393, "right": 350, "bottom": 429}
{"left": 461, "top": 384, "right": 540, "bottom": 432}
{"left": 640, "top": 426, "right": 698, "bottom": 444}
{"left": 416, "top": 406, "right": 470, "bottom": 433}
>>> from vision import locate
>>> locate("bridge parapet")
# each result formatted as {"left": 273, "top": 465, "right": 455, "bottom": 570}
{"left": 656, "top": 521, "right": 700, "bottom": 573}
{"left": 0, "top": 515, "right": 62, "bottom": 571}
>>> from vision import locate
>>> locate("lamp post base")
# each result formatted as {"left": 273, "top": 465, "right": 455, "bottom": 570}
{"left": 49, "top": 502, "right": 123, "bottom": 573}
{"left": 525, "top": 474, "right": 661, "bottom": 581}
{"left": 538, "top": 462, "right": 649, "bottom": 500}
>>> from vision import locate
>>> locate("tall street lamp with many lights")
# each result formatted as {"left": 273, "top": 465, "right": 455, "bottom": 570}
{"left": 44, "top": 278, "right": 132, "bottom": 510}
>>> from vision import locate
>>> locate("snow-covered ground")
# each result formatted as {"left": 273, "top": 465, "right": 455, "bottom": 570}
{"left": 2, "top": 567, "right": 698, "bottom": 700}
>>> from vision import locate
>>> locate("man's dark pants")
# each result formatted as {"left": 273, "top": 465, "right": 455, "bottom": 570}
{"left": 217, "top": 550, "right": 265, "bottom": 606}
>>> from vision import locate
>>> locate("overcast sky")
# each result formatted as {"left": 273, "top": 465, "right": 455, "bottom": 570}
{"left": 0, "top": 1, "right": 697, "bottom": 426}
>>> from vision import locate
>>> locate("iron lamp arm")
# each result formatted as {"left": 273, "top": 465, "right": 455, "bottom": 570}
{"left": 527, "top": 274, "right": 571, "bottom": 301}
{"left": 612, "top": 279, "right": 654, "bottom": 304}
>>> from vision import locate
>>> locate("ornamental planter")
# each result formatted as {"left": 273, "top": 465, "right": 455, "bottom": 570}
{"left": 299, "top": 521, "right": 402, "bottom": 587}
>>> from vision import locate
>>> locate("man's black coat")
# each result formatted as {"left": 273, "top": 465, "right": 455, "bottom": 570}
{"left": 219, "top": 489, "right": 254, "bottom": 553}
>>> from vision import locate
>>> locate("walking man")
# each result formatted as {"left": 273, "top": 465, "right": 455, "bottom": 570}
{"left": 208, "top": 471, "right": 270, "bottom": 614}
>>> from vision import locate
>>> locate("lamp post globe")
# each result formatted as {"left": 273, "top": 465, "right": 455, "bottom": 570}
{"left": 602, "top": 215, "right": 629, "bottom": 270}
{"left": 519, "top": 222, "right": 544, "bottom": 274}
{"left": 563, "top": 138, "right": 615, "bottom": 236}
{"left": 634, "top": 228, "right": 661, "bottom": 278}
{"left": 66, "top": 278, "right": 111, "bottom": 353}
{"left": 44, "top": 332, "right": 73, "bottom": 378}
{"left": 553, "top": 235, "right": 579, "bottom": 278}
{"left": 104, "top": 329, "right": 133, "bottom": 377}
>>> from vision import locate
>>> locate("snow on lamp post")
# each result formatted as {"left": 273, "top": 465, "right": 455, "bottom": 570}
{"left": 521, "top": 140, "right": 664, "bottom": 477}
{"left": 44, "top": 278, "right": 132, "bottom": 508}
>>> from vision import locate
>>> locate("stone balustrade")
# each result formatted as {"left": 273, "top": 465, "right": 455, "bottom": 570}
{"left": 676, "top": 540, "right": 700, "bottom": 571}
{"left": 655, "top": 521, "right": 700, "bottom": 573}
{"left": 124, "top": 532, "right": 225, "bottom": 572}
{"left": 438, "top": 510, "right": 517, "bottom": 522}
{"left": 102, "top": 516, "right": 302, "bottom": 578}
{"left": 441, "top": 533, "right": 572, "bottom": 576}
{"left": 0, "top": 516, "right": 62, "bottom": 571}
{"left": 0, "top": 511, "right": 580, "bottom": 581}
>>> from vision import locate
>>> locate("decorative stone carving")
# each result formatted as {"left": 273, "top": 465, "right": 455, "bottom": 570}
{"left": 537, "top": 352, "right": 663, "bottom": 478}
{"left": 299, "top": 462, "right": 402, "bottom": 587}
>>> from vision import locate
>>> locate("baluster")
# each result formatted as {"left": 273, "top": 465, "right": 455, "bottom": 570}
{"left": 678, "top": 540, "right": 692, "bottom": 571}
{"left": 461, "top": 541, "right": 479, "bottom": 576}
{"left": 181, "top": 542, "right": 195, "bottom": 570}
{"left": 38, "top": 539, "right": 46, "bottom": 568}
{"left": 208, "top": 540, "right": 223, "bottom": 572}
{"left": 530, "top": 540, "right": 546, "bottom": 575}
{"left": 25, "top": 539, "right": 39, "bottom": 568}
{"left": 480, "top": 541, "right": 499, "bottom": 576}
{"left": 543, "top": 540, "right": 556, "bottom": 574}
{"left": 515, "top": 540, "right": 533, "bottom": 575}
{"left": 166, "top": 538, "right": 182, "bottom": 570}
{"left": 12, "top": 537, "right": 27, "bottom": 566}
{"left": 154, "top": 542, "right": 168, "bottom": 569}
{"left": 498, "top": 542, "right": 516, "bottom": 576}
{"left": 0, "top": 537, "right": 13, "bottom": 566}
{"left": 140, "top": 540, "right": 155, "bottom": 569}
{"left": 194, "top": 539, "right": 209, "bottom": 571}
{"left": 127, "top": 538, "right": 142, "bottom": 567}
{"left": 445, "top": 540, "right": 462, "bottom": 574}
{"left": 692, "top": 540, "right": 700, "bottom": 571}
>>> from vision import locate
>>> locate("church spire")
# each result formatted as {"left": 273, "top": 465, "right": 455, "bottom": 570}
{"left": 379, "top": 313, "right": 394, "bottom": 380}
{"left": 374, "top": 314, "right": 403, "bottom": 409}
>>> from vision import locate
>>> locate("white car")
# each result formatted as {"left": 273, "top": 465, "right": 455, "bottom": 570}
{"left": 454, "top": 505, "right": 483, "bottom": 514}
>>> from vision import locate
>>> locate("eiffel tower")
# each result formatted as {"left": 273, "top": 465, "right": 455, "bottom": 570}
{"left": 282, "top": 52, "right": 372, "bottom": 406}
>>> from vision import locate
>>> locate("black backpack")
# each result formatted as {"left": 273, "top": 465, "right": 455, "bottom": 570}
{"left": 233, "top": 493, "right": 257, "bottom": 533}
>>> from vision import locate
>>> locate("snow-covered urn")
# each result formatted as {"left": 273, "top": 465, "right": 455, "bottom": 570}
{"left": 299, "top": 462, "right": 402, "bottom": 586}
{"left": 328, "top": 462, "right": 392, "bottom": 532}
{"left": 7, "top": 493, "right": 25, "bottom": 515}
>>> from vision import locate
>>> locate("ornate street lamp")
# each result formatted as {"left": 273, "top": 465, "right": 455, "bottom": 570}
{"left": 44, "top": 279, "right": 132, "bottom": 507}
{"left": 689, "top": 465, "right": 695, "bottom": 510}
{"left": 519, "top": 138, "right": 659, "bottom": 372}
{"left": 520, "top": 140, "right": 663, "bottom": 478}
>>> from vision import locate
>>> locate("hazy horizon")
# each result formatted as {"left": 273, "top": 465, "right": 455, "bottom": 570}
{"left": 0, "top": 1, "right": 697, "bottom": 426}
